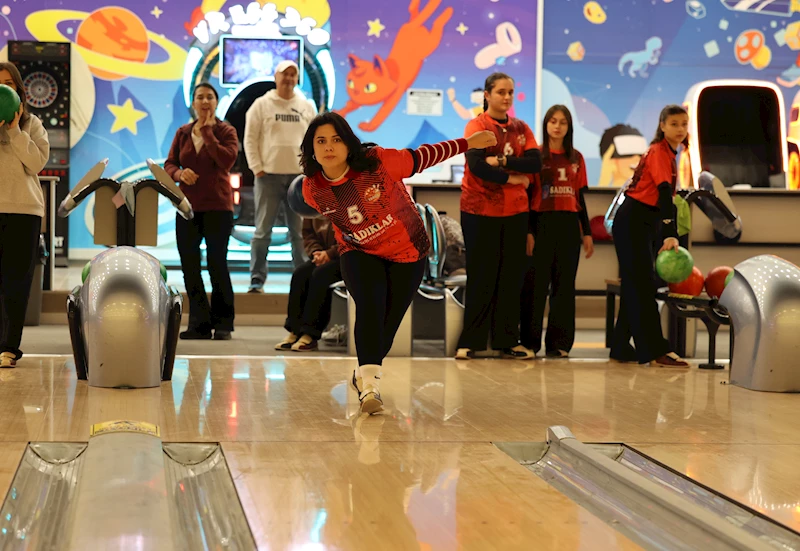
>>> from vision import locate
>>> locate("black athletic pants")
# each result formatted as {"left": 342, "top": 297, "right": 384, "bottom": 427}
{"left": 610, "top": 197, "right": 669, "bottom": 363}
{"left": 0, "top": 214, "right": 41, "bottom": 359}
{"left": 457, "top": 211, "right": 528, "bottom": 350}
{"left": 176, "top": 211, "right": 235, "bottom": 333}
{"left": 285, "top": 259, "right": 342, "bottom": 340}
{"left": 340, "top": 251, "right": 426, "bottom": 366}
{"left": 521, "top": 211, "right": 582, "bottom": 354}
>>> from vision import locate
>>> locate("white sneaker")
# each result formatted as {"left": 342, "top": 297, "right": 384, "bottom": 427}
{"left": 359, "top": 385, "right": 384, "bottom": 415}
{"left": 455, "top": 348, "right": 474, "bottom": 360}
{"left": 0, "top": 352, "right": 16, "bottom": 368}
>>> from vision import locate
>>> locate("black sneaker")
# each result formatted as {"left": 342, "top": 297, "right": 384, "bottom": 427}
{"left": 247, "top": 278, "right": 263, "bottom": 293}
{"left": 180, "top": 329, "right": 212, "bottom": 340}
{"left": 501, "top": 345, "right": 535, "bottom": 360}
{"left": 214, "top": 330, "right": 231, "bottom": 341}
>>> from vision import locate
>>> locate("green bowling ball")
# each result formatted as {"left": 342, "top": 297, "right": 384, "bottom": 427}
{"left": 656, "top": 246, "right": 694, "bottom": 284}
{"left": 725, "top": 270, "right": 734, "bottom": 287}
{"left": 0, "top": 84, "right": 21, "bottom": 125}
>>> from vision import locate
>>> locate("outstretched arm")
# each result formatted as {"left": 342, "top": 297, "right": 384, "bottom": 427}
{"left": 382, "top": 131, "right": 497, "bottom": 181}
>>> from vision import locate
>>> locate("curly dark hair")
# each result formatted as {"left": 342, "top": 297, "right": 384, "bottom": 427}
{"left": 300, "top": 112, "right": 379, "bottom": 177}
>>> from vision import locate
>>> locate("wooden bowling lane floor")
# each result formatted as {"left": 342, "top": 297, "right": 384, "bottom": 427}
{"left": 2, "top": 355, "right": 800, "bottom": 549}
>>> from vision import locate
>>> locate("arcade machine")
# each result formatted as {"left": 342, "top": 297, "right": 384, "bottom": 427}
{"left": 8, "top": 40, "right": 72, "bottom": 270}
{"left": 182, "top": 7, "right": 334, "bottom": 264}
{"left": 680, "top": 79, "right": 787, "bottom": 190}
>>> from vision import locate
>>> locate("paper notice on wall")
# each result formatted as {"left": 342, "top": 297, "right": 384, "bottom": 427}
{"left": 407, "top": 89, "right": 443, "bottom": 116}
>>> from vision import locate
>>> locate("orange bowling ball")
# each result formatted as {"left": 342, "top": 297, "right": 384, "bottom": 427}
{"left": 668, "top": 266, "right": 704, "bottom": 296}
{"left": 705, "top": 266, "right": 733, "bottom": 299}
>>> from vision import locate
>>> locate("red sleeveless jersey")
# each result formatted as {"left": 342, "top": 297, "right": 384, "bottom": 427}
{"left": 303, "top": 140, "right": 468, "bottom": 263}
{"left": 460, "top": 112, "right": 538, "bottom": 217}
{"left": 530, "top": 149, "right": 588, "bottom": 213}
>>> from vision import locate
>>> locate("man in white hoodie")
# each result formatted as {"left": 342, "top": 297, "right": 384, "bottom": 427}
{"left": 244, "top": 60, "right": 317, "bottom": 292}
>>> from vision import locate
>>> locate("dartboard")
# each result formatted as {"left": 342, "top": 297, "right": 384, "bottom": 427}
{"left": 23, "top": 71, "right": 58, "bottom": 109}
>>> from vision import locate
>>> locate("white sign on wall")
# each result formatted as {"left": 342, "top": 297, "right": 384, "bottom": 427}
{"left": 407, "top": 89, "right": 444, "bottom": 116}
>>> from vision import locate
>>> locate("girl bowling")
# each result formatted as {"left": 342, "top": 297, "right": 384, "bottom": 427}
{"left": 292, "top": 112, "right": 497, "bottom": 414}
{"left": 609, "top": 104, "right": 690, "bottom": 368}
{"left": 521, "top": 105, "right": 593, "bottom": 358}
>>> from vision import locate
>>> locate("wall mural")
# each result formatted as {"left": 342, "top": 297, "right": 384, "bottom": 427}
{"left": 0, "top": 0, "right": 540, "bottom": 260}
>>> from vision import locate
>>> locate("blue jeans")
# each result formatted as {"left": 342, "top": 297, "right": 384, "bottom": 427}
{"left": 250, "top": 173, "right": 305, "bottom": 284}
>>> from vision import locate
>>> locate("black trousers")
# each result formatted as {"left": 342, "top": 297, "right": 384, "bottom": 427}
{"left": 0, "top": 214, "right": 41, "bottom": 358}
{"left": 176, "top": 211, "right": 235, "bottom": 332}
{"left": 340, "top": 251, "right": 425, "bottom": 366}
{"left": 457, "top": 211, "right": 528, "bottom": 350}
{"left": 610, "top": 197, "right": 669, "bottom": 363}
{"left": 521, "top": 212, "right": 582, "bottom": 353}
{"left": 285, "top": 259, "right": 342, "bottom": 340}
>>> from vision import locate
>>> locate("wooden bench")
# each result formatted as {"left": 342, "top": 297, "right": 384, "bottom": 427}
{"left": 605, "top": 279, "right": 733, "bottom": 369}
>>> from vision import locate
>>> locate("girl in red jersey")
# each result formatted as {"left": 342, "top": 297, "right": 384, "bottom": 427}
{"left": 297, "top": 112, "right": 496, "bottom": 414}
{"left": 610, "top": 105, "right": 690, "bottom": 368}
{"left": 521, "top": 105, "right": 594, "bottom": 358}
{"left": 455, "top": 72, "right": 541, "bottom": 360}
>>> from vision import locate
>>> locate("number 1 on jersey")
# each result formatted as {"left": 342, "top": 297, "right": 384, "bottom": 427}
{"left": 557, "top": 168, "right": 567, "bottom": 182}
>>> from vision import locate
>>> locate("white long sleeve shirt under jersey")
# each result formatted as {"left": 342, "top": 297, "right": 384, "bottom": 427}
{"left": 244, "top": 89, "right": 317, "bottom": 176}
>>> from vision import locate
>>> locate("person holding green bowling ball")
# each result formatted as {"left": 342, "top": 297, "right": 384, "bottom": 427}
{"left": 609, "top": 104, "right": 689, "bottom": 368}
{"left": 0, "top": 62, "right": 50, "bottom": 368}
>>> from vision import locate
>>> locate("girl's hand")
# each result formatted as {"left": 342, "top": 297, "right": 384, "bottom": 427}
{"left": 583, "top": 235, "right": 594, "bottom": 259}
{"left": 658, "top": 237, "right": 680, "bottom": 254}
{"left": 486, "top": 156, "right": 500, "bottom": 167}
{"left": 179, "top": 168, "right": 199, "bottom": 185}
{"left": 466, "top": 130, "right": 497, "bottom": 150}
{"left": 526, "top": 233, "right": 535, "bottom": 256}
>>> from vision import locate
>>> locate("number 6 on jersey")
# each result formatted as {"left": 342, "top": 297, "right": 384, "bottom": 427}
{"left": 348, "top": 205, "right": 364, "bottom": 224}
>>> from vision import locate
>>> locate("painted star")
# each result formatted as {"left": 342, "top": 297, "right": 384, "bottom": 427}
{"left": 367, "top": 18, "right": 385, "bottom": 38}
{"left": 456, "top": 22, "right": 468, "bottom": 35}
{"left": 151, "top": 6, "right": 163, "bottom": 18}
{"left": 108, "top": 99, "right": 148, "bottom": 135}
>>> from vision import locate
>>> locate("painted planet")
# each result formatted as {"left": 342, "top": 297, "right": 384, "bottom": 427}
{"left": 75, "top": 7, "right": 150, "bottom": 81}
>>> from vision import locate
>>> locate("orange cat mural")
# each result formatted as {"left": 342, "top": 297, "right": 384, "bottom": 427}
{"left": 337, "top": 0, "right": 453, "bottom": 132}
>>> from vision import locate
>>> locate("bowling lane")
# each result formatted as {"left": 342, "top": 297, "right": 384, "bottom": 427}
{"left": 0, "top": 444, "right": 26, "bottom": 503}
{"left": 629, "top": 444, "right": 800, "bottom": 534}
{"left": 223, "top": 439, "right": 643, "bottom": 551}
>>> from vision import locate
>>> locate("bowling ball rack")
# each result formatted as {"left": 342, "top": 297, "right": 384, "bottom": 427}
{"left": 605, "top": 280, "right": 733, "bottom": 370}
{"left": 656, "top": 291, "right": 732, "bottom": 370}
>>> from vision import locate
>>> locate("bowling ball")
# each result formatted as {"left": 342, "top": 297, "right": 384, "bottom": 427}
{"left": 0, "top": 84, "right": 20, "bottom": 125}
{"left": 81, "top": 261, "right": 91, "bottom": 283}
{"left": 655, "top": 246, "right": 694, "bottom": 283}
{"left": 668, "top": 266, "right": 704, "bottom": 296}
{"left": 725, "top": 270, "right": 734, "bottom": 287}
{"left": 590, "top": 215, "right": 611, "bottom": 241}
{"left": 287, "top": 175, "right": 321, "bottom": 218}
{"left": 705, "top": 266, "right": 733, "bottom": 299}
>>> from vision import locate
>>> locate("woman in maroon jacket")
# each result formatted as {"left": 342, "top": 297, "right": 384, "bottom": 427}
{"left": 165, "top": 82, "right": 239, "bottom": 340}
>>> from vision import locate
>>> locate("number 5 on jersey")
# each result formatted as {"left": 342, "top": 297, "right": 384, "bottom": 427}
{"left": 348, "top": 205, "right": 364, "bottom": 224}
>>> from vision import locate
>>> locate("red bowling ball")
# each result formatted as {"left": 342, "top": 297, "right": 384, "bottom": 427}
{"left": 705, "top": 266, "right": 733, "bottom": 299}
{"left": 668, "top": 266, "right": 704, "bottom": 296}
{"left": 590, "top": 215, "right": 611, "bottom": 241}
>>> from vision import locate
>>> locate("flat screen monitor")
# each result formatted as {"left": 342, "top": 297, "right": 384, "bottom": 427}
{"left": 219, "top": 36, "right": 303, "bottom": 87}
